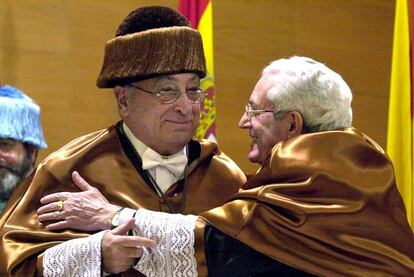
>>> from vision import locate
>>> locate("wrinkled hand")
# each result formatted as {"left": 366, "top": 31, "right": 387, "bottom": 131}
{"left": 37, "top": 171, "right": 121, "bottom": 231}
{"left": 103, "top": 218, "right": 156, "bottom": 274}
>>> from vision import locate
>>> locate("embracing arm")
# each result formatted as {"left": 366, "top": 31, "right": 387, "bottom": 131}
{"left": 129, "top": 208, "right": 201, "bottom": 276}
{"left": 0, "top": 167, "right": 90, "bottom": 275}
{"left": 36, "top": 173, "right": 310, "bottom": 276}
{"left": 0, "top": 169, "right": 151, "bottom": 275}
{"left": 128, "top": 208, "right": 308, "bottom": 277}
{"left": 37, "top": 171, "right": 121, "bottom": 231}
{"left": 36, "top": 172, "right": 201, "bottom": 275}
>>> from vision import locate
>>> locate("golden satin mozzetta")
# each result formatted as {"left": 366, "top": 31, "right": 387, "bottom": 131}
{"left": 200, "top": 128, "right": 414, "bottom": 276}
{"left": 0, "top": 123, "right": 245, "bottom": 276}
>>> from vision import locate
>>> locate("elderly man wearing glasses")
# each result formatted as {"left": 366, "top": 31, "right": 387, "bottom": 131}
{"left": 0, "top": 6, "right": 245, "bottom": 276}
{"left": 127, "top": 56, "right": 413, "bottom": 276}
{"left": 25, "top": 56, "right": 414, "bottom": 276}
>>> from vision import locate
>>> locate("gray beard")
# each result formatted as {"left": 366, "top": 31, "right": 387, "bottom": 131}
{"left": 0, "top": 154, "right": 33, "bottom": 200}
{"left": 0, "top": 170, "right": 21, "bottom": 199}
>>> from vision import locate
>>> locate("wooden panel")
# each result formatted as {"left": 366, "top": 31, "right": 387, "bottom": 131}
{"left": 214, "top": 0, "right": 394, "bottom": 173}
{"left": 0, "top": 0, "right": 394, "bottom": 175}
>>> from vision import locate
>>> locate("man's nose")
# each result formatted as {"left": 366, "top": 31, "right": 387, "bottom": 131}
{"left": 239, "top": 112, "right": 251, "bottom": 128}
{"left": 174, "top": 92, "right": 193, "bottom": 114}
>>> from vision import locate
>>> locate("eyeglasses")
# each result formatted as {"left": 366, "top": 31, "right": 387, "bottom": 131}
{"left": 245, "top": 103, "right": 275, "bottom": 121}
{"left": 129, "top": 84, "right": 206, "bottom": 104}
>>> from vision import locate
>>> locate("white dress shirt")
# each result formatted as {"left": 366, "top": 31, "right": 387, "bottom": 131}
{"left": 120, "top": 123, "right": 188, "bottom": 221}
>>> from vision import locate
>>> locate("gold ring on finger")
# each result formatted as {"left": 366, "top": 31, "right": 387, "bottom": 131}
{"left": 57, "top": 200, "right": 64, "bottom": 211}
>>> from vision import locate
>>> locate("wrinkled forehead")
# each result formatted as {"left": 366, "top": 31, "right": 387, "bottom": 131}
{"left": 249, "top": 74, "right": 278, "bottom": 107}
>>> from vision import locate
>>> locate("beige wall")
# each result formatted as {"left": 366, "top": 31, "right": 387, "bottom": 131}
{"left": 0, "top": 0, "right": 394, "bottom": 174}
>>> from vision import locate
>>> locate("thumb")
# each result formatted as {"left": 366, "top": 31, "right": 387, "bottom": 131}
{"left": 72, "top": 171, "right": 94, "bottom": 191}
{"left": 111, "top": 218, "right": 135, "bottom": 235}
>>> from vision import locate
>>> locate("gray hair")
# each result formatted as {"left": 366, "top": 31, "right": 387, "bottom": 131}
{"left": 263, "top": 56, "right": 352, "bottom": 132}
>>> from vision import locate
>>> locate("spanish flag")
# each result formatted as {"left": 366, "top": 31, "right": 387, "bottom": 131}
{"left": 178, "top": 0, "right": 217, "bottom": 141}
{"left": 387, "top": 0, "right": 414, "bottom": 229}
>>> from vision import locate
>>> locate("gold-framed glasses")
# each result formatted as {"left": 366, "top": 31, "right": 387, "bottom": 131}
{"left": 129, "top": 84, "right": 205, "bottom": 104}
{"left": 245, "top": 103, "right": 275, "bottom": 121}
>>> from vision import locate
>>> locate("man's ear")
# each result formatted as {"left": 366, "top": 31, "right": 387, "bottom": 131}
{"left": 114, "top": 86, "right": 129, "bottom": 116}
{"left": 287, "top": 111, "right": 304, "bottom": 138}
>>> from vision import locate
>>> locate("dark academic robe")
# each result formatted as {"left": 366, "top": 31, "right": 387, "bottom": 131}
{"left": 0, "top": 122, "right": 246, "bottom": 276}
{"left": 197, "top": 128, "right": 414, "bottom": 277}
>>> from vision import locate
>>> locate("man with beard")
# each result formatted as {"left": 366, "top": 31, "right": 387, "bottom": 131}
{"left": 0, "top": 84, "right": 47, "bottom": 212}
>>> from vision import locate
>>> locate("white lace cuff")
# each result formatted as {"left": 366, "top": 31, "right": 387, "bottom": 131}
{"left": 118, "top": 207, "right": 136, "bottom": 225}
{"left": 43, "top": 231, "right": 106, "bottom": 277}
{"left": 132, "top": 209, "right": 198, "bottom": 277}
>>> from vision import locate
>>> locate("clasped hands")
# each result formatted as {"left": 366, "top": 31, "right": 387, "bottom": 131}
{"left": 36, "top": 171, "right": 156, "bottom": 273}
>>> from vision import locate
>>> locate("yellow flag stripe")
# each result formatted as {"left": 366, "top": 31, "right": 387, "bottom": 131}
{"left": 197, "top": 1, "right": 214, "bottom": 76}
{"left": 387, "top": 0, "right": 413, "bottom": 228}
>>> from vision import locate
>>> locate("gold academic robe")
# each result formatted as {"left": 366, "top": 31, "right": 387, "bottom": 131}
{"left": 0, "top": 123, "right": 246, "bottom": 276}
{"left": 198, "top": 127, "right": 414, "bottom": 276}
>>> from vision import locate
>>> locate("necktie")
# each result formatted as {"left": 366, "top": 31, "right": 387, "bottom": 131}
{"left": 141, "top": 148, "right": 188, "bottom": 193}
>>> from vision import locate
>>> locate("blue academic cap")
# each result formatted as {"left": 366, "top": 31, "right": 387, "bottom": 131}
{"left": 0, "top": 85, "right": 47, "bottom": 149}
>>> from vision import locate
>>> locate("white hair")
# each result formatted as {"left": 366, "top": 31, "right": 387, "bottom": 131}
{"left": 263, "top": 56, "right": 352, "bottom": 132}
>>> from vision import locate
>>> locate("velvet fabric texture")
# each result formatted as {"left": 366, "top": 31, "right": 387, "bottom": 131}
{"left": 96, "top": 26, "right": 206, "bottom": 88}
{"left": 200, "top": 128, "right": 414, "bottom": 276}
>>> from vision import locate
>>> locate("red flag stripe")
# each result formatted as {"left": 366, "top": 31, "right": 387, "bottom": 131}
{"left": 178, "top": 0, "right": 209, "bottom": 29}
